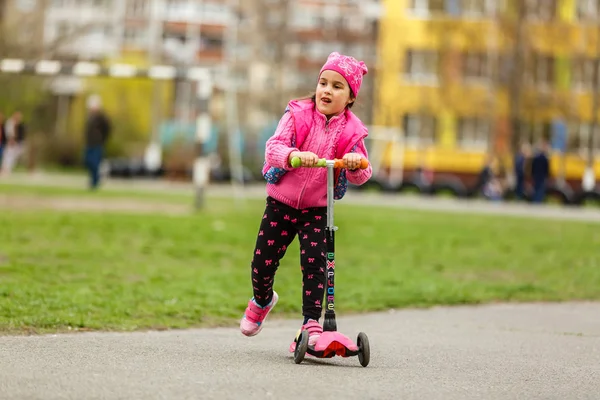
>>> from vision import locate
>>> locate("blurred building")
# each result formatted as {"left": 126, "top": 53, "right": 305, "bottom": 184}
{"left": 15, "top": 0, "right": 381, "bottom": 169}
{"left": 38, "top": 0, "right": 229, "bottom": 64}
{"left": 235, "top": 0, "right": 382, "bottom": 137}
{"left": 34, "top": 0, "right": 381, "bottom": 112}
{"left": 376, "top": 0, "right": 600, "bottom": 192}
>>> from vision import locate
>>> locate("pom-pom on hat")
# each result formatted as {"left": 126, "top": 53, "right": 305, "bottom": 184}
{"left": 318, "top": 52, "right": 369, "bottom": 98}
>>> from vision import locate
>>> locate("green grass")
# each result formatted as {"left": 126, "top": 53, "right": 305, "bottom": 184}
{"left": 0, "top": 191, "right": 599, "bottom": 335}
{"left": 0, "top": 183, "right": 192, "bottom": 204}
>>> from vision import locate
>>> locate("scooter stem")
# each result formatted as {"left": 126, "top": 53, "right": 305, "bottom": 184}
{"left": 326, "top": 160, "right": 335, "bottom": 230}
{"left": 289, "top": 156, "right": 369, "bottom": 333}
{"left": 323, "top": 160, "right": 337, "bottom": 332}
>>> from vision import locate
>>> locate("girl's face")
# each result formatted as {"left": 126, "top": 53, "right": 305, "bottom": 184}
{"left": 315, "top": 70, "right": 354, "bottom": 119}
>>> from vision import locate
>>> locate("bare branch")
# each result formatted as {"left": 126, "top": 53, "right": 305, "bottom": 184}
{"left": 0, "top": 1, "right": 97, "bottom": 60}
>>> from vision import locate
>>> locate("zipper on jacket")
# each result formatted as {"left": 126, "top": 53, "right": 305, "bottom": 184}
{"left": 297, "top": 119, "right": 330, "bottom": 208}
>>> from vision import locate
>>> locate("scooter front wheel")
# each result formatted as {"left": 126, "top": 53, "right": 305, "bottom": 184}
{"left": 294, "top": 330, "right": 309, "bottom": 364}
{"left": 357, "top": 332, "right": 370, "bottom": 367}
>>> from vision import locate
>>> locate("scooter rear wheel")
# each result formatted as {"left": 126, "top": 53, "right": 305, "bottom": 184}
{"left": 294, "top": 330, "right": 309, "bottom": 364}
{"left": 357, "top": 332, "right": 370, "bottom": 367}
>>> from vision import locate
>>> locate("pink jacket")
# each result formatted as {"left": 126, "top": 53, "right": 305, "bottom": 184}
{"left": 264, "top": 99, "right": 372, "bottom": 209}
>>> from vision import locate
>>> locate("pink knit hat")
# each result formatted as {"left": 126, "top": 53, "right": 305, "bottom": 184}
{"left": 318, "top": 52, "right": 369, "bottom": 98}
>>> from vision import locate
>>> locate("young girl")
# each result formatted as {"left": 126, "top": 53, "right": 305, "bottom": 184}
{"left": 240, "top": 52, "right": 373, "bottom": 347}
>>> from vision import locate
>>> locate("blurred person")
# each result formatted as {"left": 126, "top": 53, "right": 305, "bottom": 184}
{"left": 514, "top": 142, "right": 531, "bottom": 200}
{"left": 483, "top": 176, "right": 504, "bottom": 202}
{"left": 531, "top": 138, "right": 550, "bottom": 204}
{"left": 1, "top": 111, "right": 26, "bottom": 176}
{"left": 239, "top": 52, "right": 373, "bottom": 350}
{"left": 476, "top": 153, "right": 503, "bottom": 200}
{"left": 84, "top": 95, "right": 111, "bottom": 190}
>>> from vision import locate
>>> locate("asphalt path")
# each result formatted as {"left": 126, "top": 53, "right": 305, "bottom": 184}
{"left": 1, "top": 302, "right": 599, "bottom": 400}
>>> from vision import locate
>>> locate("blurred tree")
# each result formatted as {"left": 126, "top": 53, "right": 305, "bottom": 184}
{"left": 506, "top": 0, "right": 526, "bottom": 155}
{"left": 0, "top": 0, "right": 178, "bottom": 169}
{"left": 0, "top": 0, "right": 55, "bottom": 169}
{"left": 588, "top": 24, "right": 600, "bottom": 173}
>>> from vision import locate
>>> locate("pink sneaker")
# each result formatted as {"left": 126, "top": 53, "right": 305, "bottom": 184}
{"left": 289, "top": 319, "right": 323, "bottom": 352}
{"left": 240, "top": 291, "right": 279, "bottom": 337}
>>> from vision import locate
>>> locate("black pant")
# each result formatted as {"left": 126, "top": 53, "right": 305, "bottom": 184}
{"left": 251, "top": 197, "right": 327, "bottom": 320}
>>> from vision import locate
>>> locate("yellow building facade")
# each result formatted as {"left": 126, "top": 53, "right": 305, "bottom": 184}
{"left": 374, "top": 0, "right": 600, "bottom": 189}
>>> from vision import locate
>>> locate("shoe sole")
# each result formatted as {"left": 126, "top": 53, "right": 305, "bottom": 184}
{"left": 241, "top": 292, "right": 279, "bottom": 337}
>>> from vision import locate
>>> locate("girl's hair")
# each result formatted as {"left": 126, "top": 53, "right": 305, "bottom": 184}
{"left": 295, "top": 89, "right": 356, "bottom": 109}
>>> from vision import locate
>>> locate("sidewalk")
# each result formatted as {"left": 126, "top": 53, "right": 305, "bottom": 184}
{"left": 1, "top": 302, "right": 599, "bottom": 400}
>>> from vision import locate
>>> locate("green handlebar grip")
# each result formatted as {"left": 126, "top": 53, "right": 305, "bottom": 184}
{"left": 291, "top": 157, "right": 327, "bottom": 168}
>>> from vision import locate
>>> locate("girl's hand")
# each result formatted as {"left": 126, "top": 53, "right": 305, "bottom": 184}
{"left": 343, "top": 153, "right": 362, "bottom": 170}
{"left": 289, "top": 151, "right": 320, "bottom": 167}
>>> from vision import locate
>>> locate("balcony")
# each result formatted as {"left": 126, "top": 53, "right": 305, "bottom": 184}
{"left": 46, "top": 5, "right": 113, "bottom": 22}
{"left": 163, "top": 21, "right": 226, "bottom": 36}
{"left": 197, "top": 48, "right": 224, "bottom": 63}
{"left": 163, "top": 3, "right": 232, "bottom": 25}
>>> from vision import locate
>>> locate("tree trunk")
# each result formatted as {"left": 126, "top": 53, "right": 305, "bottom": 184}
{"left": 589, "top": 26, "right": 600, "bottom": 168}
{"left": 508, "top": 1, "right": 526, "bottom": 154}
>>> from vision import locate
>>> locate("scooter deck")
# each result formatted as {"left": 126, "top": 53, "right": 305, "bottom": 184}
{"left": 290, "top": 331, "right": 360, "bottom": 358}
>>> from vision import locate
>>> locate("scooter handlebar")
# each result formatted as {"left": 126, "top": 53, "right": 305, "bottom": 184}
{"left": 291, "top": 157, "right": 369, "bottom": 170}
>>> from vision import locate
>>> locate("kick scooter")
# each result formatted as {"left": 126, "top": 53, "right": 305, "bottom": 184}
{"left": 289, "top": 156, "right": 371, "bottom": 367}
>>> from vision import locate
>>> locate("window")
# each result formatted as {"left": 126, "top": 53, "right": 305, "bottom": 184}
{"left": 263, "top": 45, "right": 277, "bottom": 62}
{"left": 267, "top": 9, "right": 284, "bottom": 27}
{"left": 233, "top": 43, "right": 250, "bottom": 59}
{"left": 525, "top": 54, "right": 554, "bottom": 88}
{"left": 341, "top": 15, "right": 367, "bottom": 33}
{"left": 535, "top": 55, "right": 554, "bottom": 88}
{"left": 300, "top": 72, "right": 317, "bottom": 89}
{"left": 524, "top": 0, "right": 556, "bottom": 21}
{"left": 496, "top": 53, "right": 513, "bottom": 85}
{"left": 123, "top": 27, "right": 148, "bottom": 47}
{"left": 519, "top": 120, "right": 551, "bottom": 145}
{"left": 165, "top": 0, "right": 188, "bottom": 20}
{"left": 408, "top": 0, "right": 445, "bottom": 17}
{"left": 56, "top": 22, "right": 70, "bottom": 38}
{"left": 463, "top": 52, "right": 492, "bottom": 82}
{"left": 234, "top": 69, "right": 248, "bottom": 90}
{"left": 457, "top": 117, "right": 490, "bottom": 149}
{"left": 571, "top": 57, "right": 599, "bottom": 91}
{"left": 577, "top": 0, "right": 600, "bottom": 21}
{"left": 291, "top": 4, "right": 320, "bottom": 28}
{"left": 303, "top": 41, "right": 334, "bottom": 61}
{"left": 567, "top": 122, "right": 600, "bottom": 155}
{"left": 403, "top": 114, "right": 437, "bottom": 147}
{"left": 405, "top": 49, "right": 439, "bottom": 84}
{"left": 461, "top": 0, "right": 484, "bottom": 15}
{"left": 201, "top": 2, "right": 230, "bottom": 24}
{"left": 126, "top": 0, "right": 148, "bottom": 18}
{"left": 345, "top": 44, "right": 365, "bottom": 60}
{"left": 200, "top": 36, "right": 223, "bottom": 50}
{"left": 89, "top": 24, "right": 105, "bottom": 36}
{"left": 460, "top": 0, "right": 498, "bottom": 17}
